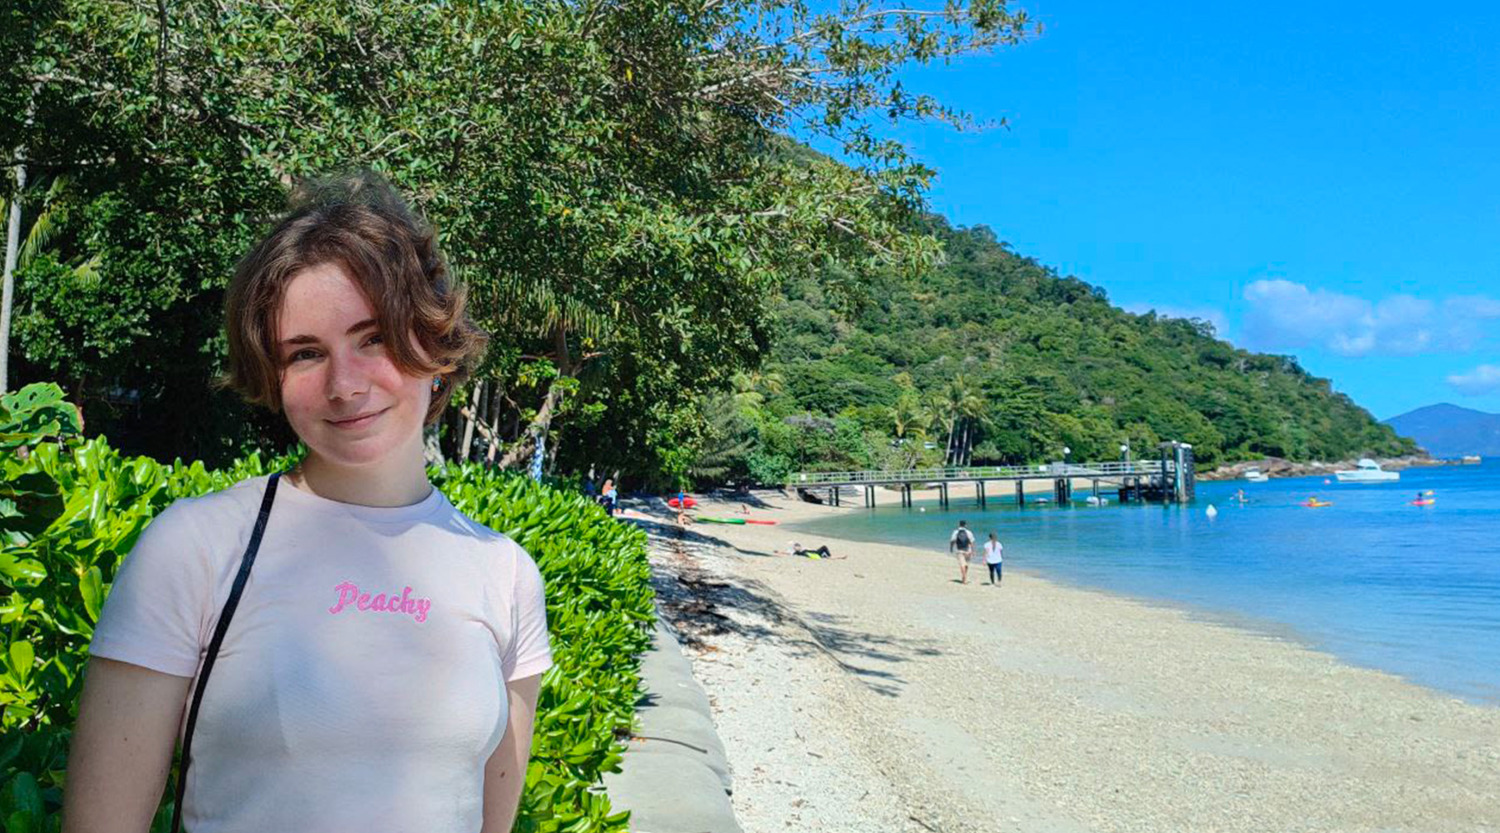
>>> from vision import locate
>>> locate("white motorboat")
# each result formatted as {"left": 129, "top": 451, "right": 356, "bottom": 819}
{"left": 1334, "top": 458, "right": 1400, "bottom": 483}
{"left": 1243, "top": 467, "right": 1269, "bottom": 483}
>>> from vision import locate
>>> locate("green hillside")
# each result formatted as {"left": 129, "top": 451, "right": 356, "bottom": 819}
{"left": 701, "top": 219, "right": 1416, "bottom": 484}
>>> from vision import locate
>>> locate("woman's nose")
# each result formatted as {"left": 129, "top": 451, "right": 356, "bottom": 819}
{"left": 324, "top": 350, "right": 371, "bottom": 401}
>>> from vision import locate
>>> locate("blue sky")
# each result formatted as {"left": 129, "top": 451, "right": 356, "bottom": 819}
{"left": 873, "top": 0, "right": 1500, "bottom": 419}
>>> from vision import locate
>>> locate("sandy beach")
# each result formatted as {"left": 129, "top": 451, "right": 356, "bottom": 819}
{"left": 632, "top": 492, "right": 1500, "bottom": 833}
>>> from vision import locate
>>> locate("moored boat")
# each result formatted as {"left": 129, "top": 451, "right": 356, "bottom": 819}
{"left": 1334, "top": 458, "right": 1400, "bottom": 483}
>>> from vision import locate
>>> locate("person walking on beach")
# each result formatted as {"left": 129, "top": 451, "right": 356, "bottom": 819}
{"left": 982, "top": 532, "right": 1003, "bottom": 586}
{"left": 949, "top": 520, "right": 976, "bottom": 584}
{"left": 63, "top": 171, "right": 552, "bottom": 833}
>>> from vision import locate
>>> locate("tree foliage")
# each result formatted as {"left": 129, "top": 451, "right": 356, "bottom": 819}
{"left": 1, "top": 0, "right": 1037, "bottom": 490}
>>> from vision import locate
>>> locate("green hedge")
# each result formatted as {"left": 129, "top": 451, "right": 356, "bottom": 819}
{"left": 0, "top": 383, "right": 653, "bottom": 832}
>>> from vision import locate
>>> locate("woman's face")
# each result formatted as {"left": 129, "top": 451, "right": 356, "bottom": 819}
{"left": 275, "top": 262, "right": 432, "bottom": 468}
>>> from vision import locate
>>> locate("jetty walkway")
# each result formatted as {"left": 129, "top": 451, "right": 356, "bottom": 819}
{"left": 790, "top": 443, "right": 1197, "bottom": 507}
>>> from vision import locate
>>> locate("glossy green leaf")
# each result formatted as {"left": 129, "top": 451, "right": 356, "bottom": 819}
{"left": 79, "top": 567, "right": 104, "bottom": 623}
{"left": 9, "top": 643, "right": 34, "bottom": 687}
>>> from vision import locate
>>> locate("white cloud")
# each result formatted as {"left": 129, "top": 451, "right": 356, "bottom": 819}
{"left": 1447, "top": 364, "right": 1500, "bottom": 395}
{"left": 1124, "top": 303, "right": 1230, "bottom": 340}
{"left": 1241, "top": 279, "right": 1500, "bottom": 357}
{"left": 1439, "top": 295, "right": 1500, "bottom": 348}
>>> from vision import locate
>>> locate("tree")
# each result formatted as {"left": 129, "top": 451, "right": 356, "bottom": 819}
{"left": 3, "top": 0, "right": 1040, "bottom": 481}
{"left": 1, "top": 161, "right": 23, "bottom": 393}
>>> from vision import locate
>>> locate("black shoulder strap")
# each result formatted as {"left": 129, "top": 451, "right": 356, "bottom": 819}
{"left": 172, "top": 472, "right": 280, "bottom": 833}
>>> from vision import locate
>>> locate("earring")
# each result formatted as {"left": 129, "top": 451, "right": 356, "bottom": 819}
{"left": 431, "top": 377, "right": 443, "bottom": 392}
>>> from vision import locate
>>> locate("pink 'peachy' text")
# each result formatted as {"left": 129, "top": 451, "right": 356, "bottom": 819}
{"left": 328, "top": 581, "right": 432, "bottom": 623}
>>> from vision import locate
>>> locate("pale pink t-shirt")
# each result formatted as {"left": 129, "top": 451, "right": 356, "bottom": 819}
{"left": 89, "top": 474, "right": 552, "bottom": 833}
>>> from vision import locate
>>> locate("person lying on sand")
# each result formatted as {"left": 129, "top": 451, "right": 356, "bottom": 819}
{"left": 775, "top": 541, "right": 845, "bottom": 560}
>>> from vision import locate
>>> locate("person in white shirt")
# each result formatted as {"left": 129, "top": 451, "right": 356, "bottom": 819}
{"left": 982, "top": 532, "right": 1004, "bottom": 586}
{"left": 948, "top": 520, "right": 976, "bottom": 584}
{"left": 66, "top": 171, "right": 550, "bottom": 833}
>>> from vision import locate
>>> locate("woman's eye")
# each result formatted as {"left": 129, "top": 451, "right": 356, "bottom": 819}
{"left": 285, "top": 336, "right": 379, "bottom": 364}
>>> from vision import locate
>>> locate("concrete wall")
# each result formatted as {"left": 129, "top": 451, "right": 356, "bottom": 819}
{"left": 602, "top": 618, "right": 742, "bottom": 833}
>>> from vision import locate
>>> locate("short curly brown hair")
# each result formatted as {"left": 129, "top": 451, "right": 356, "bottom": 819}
{"left": 217, "top": 170, "right": 488, "bottom": 426}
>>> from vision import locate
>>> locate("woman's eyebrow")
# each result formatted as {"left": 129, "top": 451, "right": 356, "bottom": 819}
{"left": 279, "top": 318, "right": 379, "bottom": 346}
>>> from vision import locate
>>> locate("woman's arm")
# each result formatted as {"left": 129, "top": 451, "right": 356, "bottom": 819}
{"left": 62, "top": 657, "right": 193, "bottom": 833}
{"left": 480, "top": 673, "right": 543, "bottom": 833}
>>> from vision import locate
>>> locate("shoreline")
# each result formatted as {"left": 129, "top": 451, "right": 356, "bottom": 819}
{"left": 774, "top": 509, "right": 1429, "bottom": 701}
{"left": 629, "top": 491, "right": 1500, "bottom": 832}
{"left": 777, "top": 483, "right": 1500, "bottom": 707}
{"left": 743, "top": 491, "right": 1500, "bottom": 705}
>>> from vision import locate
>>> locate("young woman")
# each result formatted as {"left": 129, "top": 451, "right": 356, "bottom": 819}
{"left": 63, "top": 172, "right": 552, "bottom": 833}
{"left": 982, "top": 532, "right": 1004, "bottom": 586}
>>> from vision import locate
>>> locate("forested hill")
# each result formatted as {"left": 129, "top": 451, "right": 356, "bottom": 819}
{"left": 716, "top": 218, "right": 1415, "bottom": 481}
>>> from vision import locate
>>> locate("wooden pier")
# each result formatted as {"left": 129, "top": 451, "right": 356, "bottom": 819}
{"left": 791, "top": 443, "right": 1196, "bottom": 508}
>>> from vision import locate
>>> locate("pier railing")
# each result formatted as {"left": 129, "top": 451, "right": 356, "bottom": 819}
{"left": 788, "top": 460, "right": 1169, "bottom": 486}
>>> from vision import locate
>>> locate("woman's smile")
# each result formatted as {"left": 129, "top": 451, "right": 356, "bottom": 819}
{"left": 326, "top": 407, "right": 389, "bottom": 430}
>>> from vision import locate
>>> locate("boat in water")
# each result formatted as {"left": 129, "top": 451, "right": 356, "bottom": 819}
{"left": 1335, "top": 458, "right": 1400, "bottom": 483}
{"left": 1243, "top": 466, "right": 1269, "bottom": 483}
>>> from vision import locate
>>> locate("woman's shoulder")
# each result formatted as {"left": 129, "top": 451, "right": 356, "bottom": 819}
{"left": 111, "top": 476, "right": 276, "bottom": 601}
{"left": 156, "top": 474, "right": 273, "bottom": 530}
{"left": 142, "top": 474, "right": 270, "bottom": 536}
{"left": 438, "top": 510, "right": 544, "bottom": 603}
{"left": 439, "top": 502, "right": 530, "bottom": 564}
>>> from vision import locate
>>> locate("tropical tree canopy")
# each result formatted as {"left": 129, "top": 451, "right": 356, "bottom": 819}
{"left": 1, "top": 0, "right": 1038, "bottom": 487}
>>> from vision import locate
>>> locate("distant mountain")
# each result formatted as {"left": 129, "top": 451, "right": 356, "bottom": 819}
{"left": 1386, "top": 403, "right": 1500, "bottom": 458}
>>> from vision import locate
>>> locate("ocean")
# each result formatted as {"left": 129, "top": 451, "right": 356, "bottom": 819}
{"left": 786, "top": 461, "right": 1500, "bottom": 705}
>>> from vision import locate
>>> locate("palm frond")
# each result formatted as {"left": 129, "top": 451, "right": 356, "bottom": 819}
{"left": 20, "top": 205, "right": 57, "bottom": 270}
{"left": 70, "top": 253, "right": 103, "bottom": 289}
{"left": 488, "top": 271, "right": 613, "bottom": 342}
{"left": 8, "top": 176, "right": 73, "bottom": 271}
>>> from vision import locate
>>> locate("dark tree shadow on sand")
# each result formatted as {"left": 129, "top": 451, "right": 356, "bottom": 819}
{"left": 645, "top": 522, "right": 940, "bottom": 698}
{"left": 700, "top": 488, "right": 783, "bottom": 510}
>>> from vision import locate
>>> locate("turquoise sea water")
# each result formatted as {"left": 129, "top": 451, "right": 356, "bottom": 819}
{"left": 786, "top": 462, "right": 1500, "bottom": 704}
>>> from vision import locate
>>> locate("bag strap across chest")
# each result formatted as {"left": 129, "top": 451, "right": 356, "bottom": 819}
{"left": 172, "top": 471, "right": 281, "bottom": 833}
